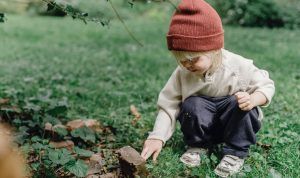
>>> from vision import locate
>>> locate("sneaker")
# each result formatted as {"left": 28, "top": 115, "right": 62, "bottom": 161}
{"left": 179, "top": 147, "right": 208, "bottom": 167}
{"left": 214, "top": 155, "right": 244, "bottom": 178}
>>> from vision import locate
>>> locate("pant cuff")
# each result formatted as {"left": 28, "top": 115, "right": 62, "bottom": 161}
{"left": 223, "top": 148, "right": 248, "bottom": 159}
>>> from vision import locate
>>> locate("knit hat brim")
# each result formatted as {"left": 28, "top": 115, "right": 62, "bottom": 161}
{"left": 167, "top": 31, "right": 224, "bottom": 52}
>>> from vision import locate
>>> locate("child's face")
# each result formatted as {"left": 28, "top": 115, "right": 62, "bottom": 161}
{"left": 180, "top": 55, "right": 212, "bottom": 75}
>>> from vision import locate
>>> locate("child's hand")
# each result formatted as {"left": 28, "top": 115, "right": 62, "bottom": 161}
{"left": 141, "top": 139, "right": 163, "bottom": 161}
{"left": 234, "top": 92, "right": 254, "bottom": 111}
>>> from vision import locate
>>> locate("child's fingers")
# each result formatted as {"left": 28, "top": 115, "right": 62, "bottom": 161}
{"left": 141, "top": 147, "right": 149, "bottom": 159}
{"left": 144, "top": 151, "right": 153, "bottom": 160}
{"left": 239, "top": 101, "right": 250, "bottom": 109}
{"left": 237, "top": 97, "right": 248, "bottom": 104}
{"left": 240, "top": 105, "right": 252, "bottom": 111}
{"left": 142, "top": 150, "right": 153, "bottom": 160}
{"left": 235, "top": 92, "right": 246, "bottom": 100}
{"left": 152, "top": 149, "right": 161, "bottom": 161}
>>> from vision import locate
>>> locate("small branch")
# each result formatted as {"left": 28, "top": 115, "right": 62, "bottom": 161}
{"left": 41, "top": 0, "right": 109, "bottom": 26}
{"left": 107, "top": 0, "right": 143, "bottom": 47}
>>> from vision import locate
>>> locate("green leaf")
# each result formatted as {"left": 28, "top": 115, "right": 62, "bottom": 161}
{"left": 12, "top": 118, "right": 22, "bottom": 126}
{"left": 15, "top": 129, "right": 30, "bottom": 145}
{"left": 31, "top": 162, "right": 40, "bottom": 171}
{"left": 19, "top": 126, "right": 29, "bottom": 132}
{"left": 71, "top": 127, "right": 96, "bottom": 143}
{"left": 48, "top": 148, "right": 74, "bottom": 165}
{"left": 65, "top": 160, "right": 88, "bottom": 177}
{"left": 81, "top": 12, "right": 88, "bottom": 17}
{"left": 210, "top": 153, "right": 218, "bottom": 164}
{"left": 46, "top": 105, "right": 67, "bottom": 116}
{"left": 74, "top": 147, "right": 94, "bottom": 157}
{"left": 0, "top": 13, "right": 6, "bottom": 23}
{"left": 66, "top": 5, "right": 76, "bottom": 13}
{"left": 32, "top": 142, "right": 45, "bottom": 150}
{"left": 43, "top": 115, "right": 62, "bottom": 125}
{"left": 31, "top": 136, "right": 42, "bottom": 142}
{"left": 53, "top": 127, "right": 68, "bottom": 137}
{"left": 243, "top": 164, "right": 252, "bottom": 173}
{"left": 47, "top": 2, "right": 56, "bottom": 12}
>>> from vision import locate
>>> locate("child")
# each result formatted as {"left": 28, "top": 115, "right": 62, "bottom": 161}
{"left": 140, "top": 0, "right": 275, "bottom": 177}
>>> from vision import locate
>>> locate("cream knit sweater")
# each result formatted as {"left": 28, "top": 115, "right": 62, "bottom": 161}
{"left": 147, "top": 49, "right": 275, "bottom": 144}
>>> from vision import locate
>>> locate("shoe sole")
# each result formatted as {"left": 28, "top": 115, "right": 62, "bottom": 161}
{"left": 179, "top": 156, "right": 200, "bottom": 167}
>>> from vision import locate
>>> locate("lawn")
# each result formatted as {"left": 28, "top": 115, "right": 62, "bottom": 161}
{"left": 0, "top": 13, "right": 299, "bottom": 177}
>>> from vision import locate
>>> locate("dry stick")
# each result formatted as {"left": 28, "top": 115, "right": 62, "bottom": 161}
{"left": 107, "top": 0, "right": 143, "bottom": 47}
{"left": 130, "top": 105, "right": 141, "bottom": 125}
{"left": 41, "top": 0, "right": 97, "bottom": 25}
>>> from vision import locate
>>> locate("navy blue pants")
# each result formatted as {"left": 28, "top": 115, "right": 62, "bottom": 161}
{"left": 177, "top": 95, "right": 261, "bottom": 158}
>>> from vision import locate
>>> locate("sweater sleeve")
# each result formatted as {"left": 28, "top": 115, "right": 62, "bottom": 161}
{"left": 147, "top": 67, "right": 182, "bottom": 145}
{"left": 247, "top": 64, "right": 275, "bottom": 107}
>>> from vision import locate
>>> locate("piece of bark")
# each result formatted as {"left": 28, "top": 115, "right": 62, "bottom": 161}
{"left": 116, "top": 146, "right": 148, "bottom": 177}
{"left": 49, "top": 140, "right": 74, "bottom": 151}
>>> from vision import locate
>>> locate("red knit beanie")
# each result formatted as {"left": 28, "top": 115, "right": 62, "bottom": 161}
{"left": 167, "top": 0, "right": 224, "bottom": 52}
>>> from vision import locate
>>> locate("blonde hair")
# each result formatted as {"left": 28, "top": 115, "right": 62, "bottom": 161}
{"left": 171, "top": 49, "right": 223, "bottom": 73}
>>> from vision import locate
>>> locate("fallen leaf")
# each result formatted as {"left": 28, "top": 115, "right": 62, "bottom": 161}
{"left": 49, "top": 140, "right": 74, "bottom": 151}
{"left": 66, "top": 120, "right": 85, "bottom": 131}
{"left": 130, "top": 105, "right": 141, "bottom": 126}
{"left": 0, "top": 98, "right": 9, "bottom": 105}
{"left": 99, "top": 173, "right": 117, "bottom": 178}
{"left": 66, "top": 119, "right": 101, "bottom": 132}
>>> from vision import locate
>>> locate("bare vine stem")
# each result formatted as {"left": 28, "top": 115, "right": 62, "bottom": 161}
{"left": 107, "top": 0, "right": 143, "bottom": 47}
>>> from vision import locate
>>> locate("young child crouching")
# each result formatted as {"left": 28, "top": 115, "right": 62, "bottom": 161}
{"left": 141, "top": 0, "right": 275, "bottom": 177}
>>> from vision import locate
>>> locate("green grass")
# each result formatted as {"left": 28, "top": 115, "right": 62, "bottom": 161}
{"left": 0, "top": 12, "right": 300, "bottom": 177}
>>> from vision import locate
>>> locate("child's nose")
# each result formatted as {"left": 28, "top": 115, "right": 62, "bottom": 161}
{"left": 184, "top": 62, "right": 192, "bottom": 68}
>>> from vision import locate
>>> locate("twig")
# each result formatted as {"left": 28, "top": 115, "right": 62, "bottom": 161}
{"left": 107, "top": 0, "right": 143, "bottom": 47}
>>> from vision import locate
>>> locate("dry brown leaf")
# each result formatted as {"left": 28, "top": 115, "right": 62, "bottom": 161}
{"left": 87, "top": 153, "right": 103, "bottom": 175}
{"left": 66, "top": 119, "right": 101, "bottom": 131}
{"left": 99, "top": 173, "right": 117, "bottom": 178}
{"left": 49, "top": 140, "right": 74, "bottom": 151}
{"left": 44, "top": 122, "right": 53, "bottom": 131}
{"left": 130, "top": 105, "right": 141, "bottom": 126}
{"left": 0, "top": 98, "right": 9, "bottom": 105}
{"left": 66, "top": 120, "right": 85, "bottom": 131}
